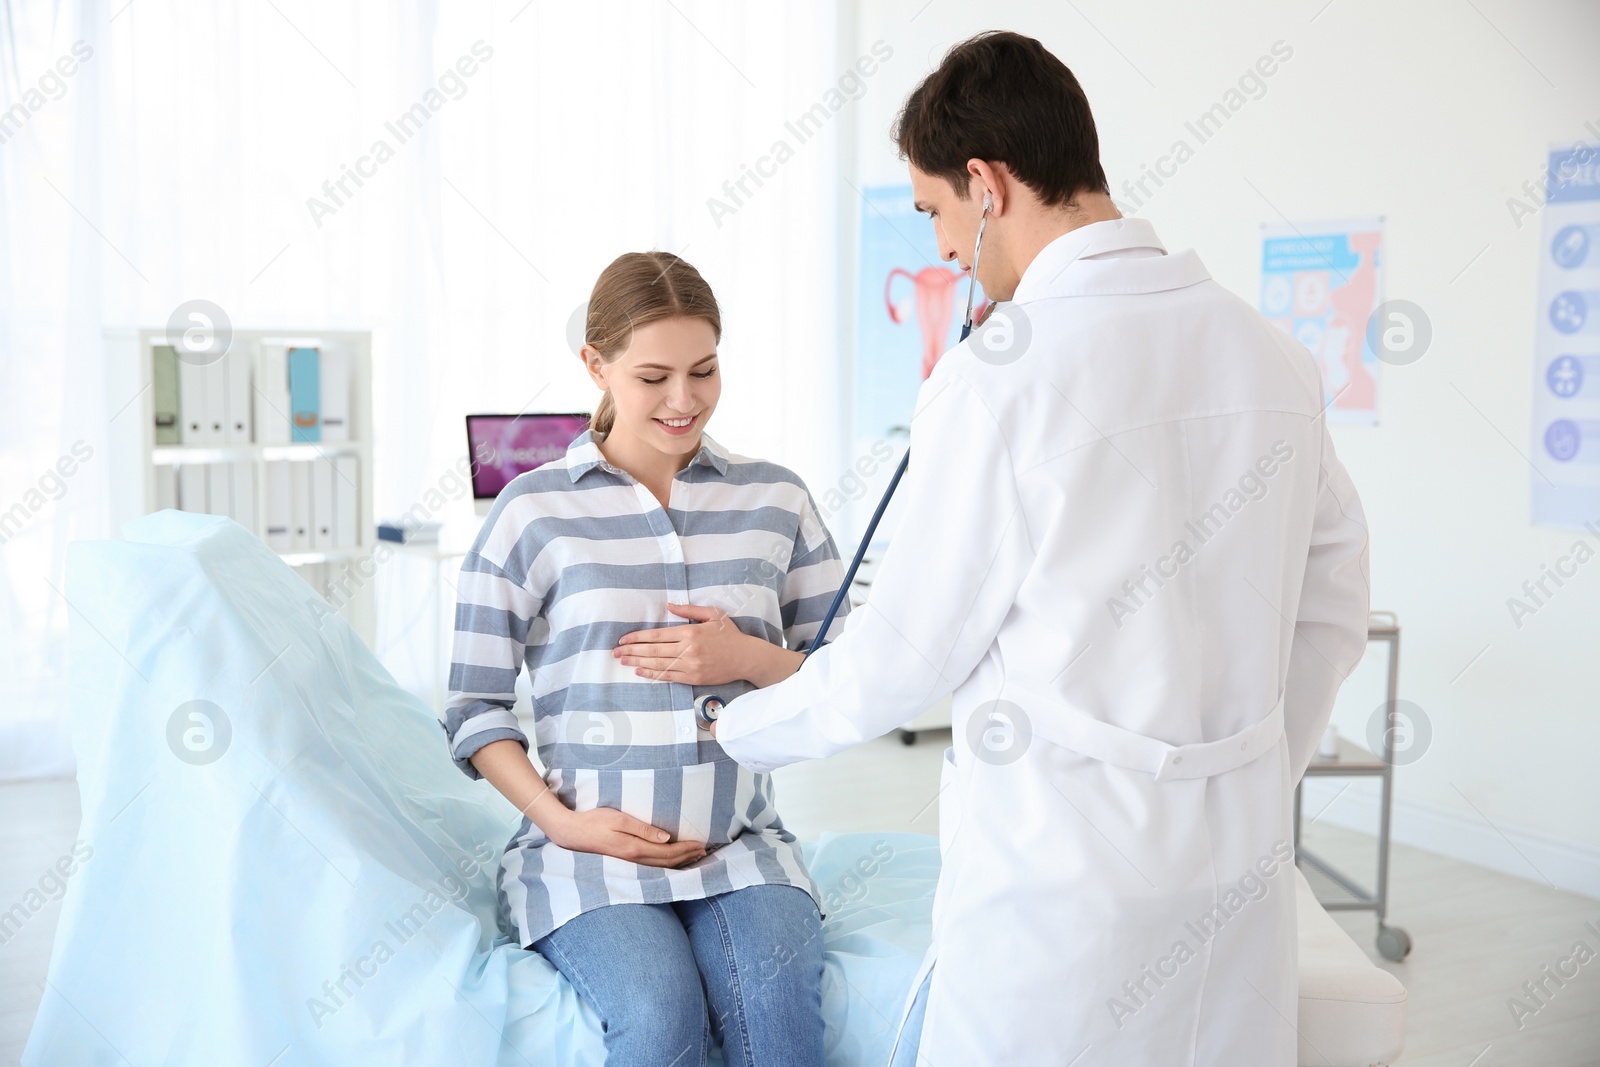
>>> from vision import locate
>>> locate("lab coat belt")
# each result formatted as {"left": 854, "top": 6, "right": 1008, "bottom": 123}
{"left": 1004, "top": 686, "right": 1285, "bottom": 782}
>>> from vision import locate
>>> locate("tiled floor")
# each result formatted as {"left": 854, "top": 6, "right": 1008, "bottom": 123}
{"left": 2, "top": 730, "right": 1596, "bottom": 1065}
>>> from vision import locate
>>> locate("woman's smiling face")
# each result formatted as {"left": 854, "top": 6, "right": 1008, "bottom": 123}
{"left": 583, "top": 315, "right": 721, "bottom": 460}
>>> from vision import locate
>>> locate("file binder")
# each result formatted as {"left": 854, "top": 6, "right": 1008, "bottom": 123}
{"left": 261, "top": 347, "right": 292, "bottom": 446}
{"left": 177, "top": 464, "right": 207, "bottom": 512}
{"left": 288, "top": 347, "right": 321, "bottom": 443}
{"left": 155, "top": 465, "right": 178, "bottom": 511}
{"left": 224, "top": 351, "right": 253, "bottom": 444}
{"left": 320, "top": 348, "right": 349, "bottom": 442}
{"left": 178, "top": 359, "right": 215, "bottom": 445}
{"left": 310, "top": 461, "right": 335, "bottom": 551}
{"left": 290, "top": 461, "right": 312, "bottom": 551}
{"left": 265, "top": 461, "right": 291, "bottom": 550}
{"left": 231, "top": 460, "right": 257, "bottom": 533}
{"left": 206, "top": 462, "right": 231, "bottom": 519}
{"left": 333, "top": 455, "right": 359, "bottom": 548}
{"left": 153, "top": 345, "right": 182, "bottom": 445}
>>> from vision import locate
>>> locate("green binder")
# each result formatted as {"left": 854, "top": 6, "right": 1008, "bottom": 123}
{"left": 153, "top": 344, "right": 181, "bottom": 445}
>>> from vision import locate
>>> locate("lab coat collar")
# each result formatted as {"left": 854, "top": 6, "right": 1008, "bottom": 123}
{"left": 566, "top": 428, "right": 730, "bottom": 483}
{"left": 1010, "top": 216, "right": 1210, "bottom": 303}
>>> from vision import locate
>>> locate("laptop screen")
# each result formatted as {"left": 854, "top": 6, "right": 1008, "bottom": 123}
{"left": 466, "top": 413, "right": 592, "bottom": 500}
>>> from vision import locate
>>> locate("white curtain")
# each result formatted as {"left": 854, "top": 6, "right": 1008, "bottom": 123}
{"left": 0, "top": 0, "right": 850, "bottom": 780}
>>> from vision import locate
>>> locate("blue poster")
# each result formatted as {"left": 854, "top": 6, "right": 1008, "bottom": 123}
{"left": 1258, "top": 218, "right": 1385, "bottom": 426}
{"left": 854, "top": 184, "right": 980, "bottom": 442}
{"left": 848, "top": 184, "right": 982, "bottom": 545}
{"left": 1531, "top": 142, "right": 1600, "bottom": 528}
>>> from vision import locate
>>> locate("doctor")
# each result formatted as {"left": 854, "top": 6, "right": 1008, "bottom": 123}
{"left": 712, "top": 29, "right": 1369, "bottom": 1067}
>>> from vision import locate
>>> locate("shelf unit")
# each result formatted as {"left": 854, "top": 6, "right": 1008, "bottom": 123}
{"left": 105, "top": 327, "right": 377, "bottom": 645}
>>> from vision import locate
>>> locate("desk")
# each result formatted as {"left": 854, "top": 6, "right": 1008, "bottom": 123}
{"left": 386, "top": 537, "right": 470, "bottom": 712}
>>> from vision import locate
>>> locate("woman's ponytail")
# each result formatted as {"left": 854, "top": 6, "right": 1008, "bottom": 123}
{"left": 591, "top": 391, "right": 616, "bottom": 436}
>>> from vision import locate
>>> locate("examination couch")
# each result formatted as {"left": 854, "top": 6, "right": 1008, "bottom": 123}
{"left": 23, "top": 512, "right": 1405, "bottom": 1066}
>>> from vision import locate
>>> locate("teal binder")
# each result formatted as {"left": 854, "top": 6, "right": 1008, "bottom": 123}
{"left": 288, "top": 347, "right": 321, "bottom": 443}
{"left": 152, "top": 345, "right": 181, "bottom": 445}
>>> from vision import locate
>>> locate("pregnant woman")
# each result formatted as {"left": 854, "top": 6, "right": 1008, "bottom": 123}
{"left": 442, "top": 252, "right": 847, "bottom": 1067}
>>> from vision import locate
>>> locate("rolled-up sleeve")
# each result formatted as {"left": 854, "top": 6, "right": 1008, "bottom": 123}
{"left": 442, "top": 546, "right": 542, "bottom": 780}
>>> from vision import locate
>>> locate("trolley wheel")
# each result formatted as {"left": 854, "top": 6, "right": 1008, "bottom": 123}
{"left": 1376, "top": 924, "right": 1411, "bottom": 961}
{"left": 899, "top": 730, "right": 917, "bottom": 746}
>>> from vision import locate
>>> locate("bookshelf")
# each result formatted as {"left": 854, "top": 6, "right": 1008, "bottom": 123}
{"left": 104, "top": 328, "right": 377, "bottom": 645}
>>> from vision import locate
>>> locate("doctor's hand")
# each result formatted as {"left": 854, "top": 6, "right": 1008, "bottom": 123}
{"left": 547, "top": 807, "right": 708, "bottom": 869}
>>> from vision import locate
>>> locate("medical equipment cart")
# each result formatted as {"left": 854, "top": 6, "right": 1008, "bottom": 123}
{"left": 1293, "top": 612, "right": 1413, "bottom": 962}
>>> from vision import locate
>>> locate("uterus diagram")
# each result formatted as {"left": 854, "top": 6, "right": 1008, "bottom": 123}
{"left": 885, "top": 265, "right": 987, "bottom": 379}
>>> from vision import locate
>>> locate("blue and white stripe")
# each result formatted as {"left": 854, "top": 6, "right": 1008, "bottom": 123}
{"left": 442, "top": 429, "right": 847, "bottom": 945}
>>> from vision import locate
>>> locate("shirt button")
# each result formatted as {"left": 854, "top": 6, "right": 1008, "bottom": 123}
{"left": 1172, "top": 755, "right": 1183, "bottom": 765}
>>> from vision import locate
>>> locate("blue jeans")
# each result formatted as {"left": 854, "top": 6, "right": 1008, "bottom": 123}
{"left": 532, "top": 884, "right": 825, "bottom": 1067}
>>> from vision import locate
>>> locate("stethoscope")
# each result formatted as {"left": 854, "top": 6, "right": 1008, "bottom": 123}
{"left": 696, "top": 193, "right": 993, "bottom": 731}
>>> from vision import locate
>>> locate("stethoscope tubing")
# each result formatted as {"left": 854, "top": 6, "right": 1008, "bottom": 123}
{"left": 698, "top": 206, "right": 989, "bottom": 730}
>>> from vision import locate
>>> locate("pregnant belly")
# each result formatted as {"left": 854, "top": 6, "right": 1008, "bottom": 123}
{"left": 546, "top": 761, "right": 755, "bottom": 846}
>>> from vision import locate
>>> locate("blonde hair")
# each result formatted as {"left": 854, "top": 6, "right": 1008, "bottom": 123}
{"left": 581, "top": 252, "right": 723, "bottom": 436}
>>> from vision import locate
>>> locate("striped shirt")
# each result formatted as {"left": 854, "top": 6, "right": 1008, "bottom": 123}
{"left": 442, "top": 429, "right": 849, "bottom": 945}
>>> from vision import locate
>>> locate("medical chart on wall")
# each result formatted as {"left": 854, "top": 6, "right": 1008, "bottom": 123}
{"left": 1530, "top": 142, "right": 1600, "bottom": 528}
{"left": 854, "top": 184, "right": 982, "bottom": 442}
{"left": 849, "top": 183, "right": 984, "bottom": 545}
{"left": 1259, "top": 217, "right": 1386, "bottom": 425}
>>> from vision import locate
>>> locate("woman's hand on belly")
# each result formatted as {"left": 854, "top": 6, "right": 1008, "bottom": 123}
{"left": 615, "top": 602, "right": 802, "bottom": 688}
{"left": 547, "top": 806, "right": 708, "bottom": 869}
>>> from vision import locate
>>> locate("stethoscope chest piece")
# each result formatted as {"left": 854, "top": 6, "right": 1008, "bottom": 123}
{"left": 694, "top": 694, "right": 725, "bottom": 730}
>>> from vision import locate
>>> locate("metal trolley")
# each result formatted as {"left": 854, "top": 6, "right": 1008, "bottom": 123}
{"left": 1292, "top": 612, "right": 1413, "bottom": 962}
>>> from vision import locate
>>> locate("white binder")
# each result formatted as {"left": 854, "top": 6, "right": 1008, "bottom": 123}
{"left": 333, "top": 455, "right": 359, "bottom": 548}
{"left": 290, "top": 461, "right": 312, "bottom": 552}
{"left": 203, "top": 362, "right": 227, "bottom": 445}
{"left": 206, "top": 463, "right": 231, "bottom": 519}
{"left": 177, "top": 359, "right": 216, "bottom": 444}
{"left": 224, "top": 351, "right": 253, "bottom": 444}
{"left": 310, "top": 461, "right": 335, "bottom": 551}
{"left": 177, "top": 464, "right": 207, "bottom": 512}
{"left": 260, "top": 346, "right": 292, "bottom": 446}
{"left": 231, "top": 461, "right": 257, "bottom": 533}
{"left": 155, "top": 466, "right": 178, "bottom": 512}
{"left": 320, "top": 348, "right": 350, "bottom": 442}
{"left": 264, "top": 461, "right": 292, "bottom": 550}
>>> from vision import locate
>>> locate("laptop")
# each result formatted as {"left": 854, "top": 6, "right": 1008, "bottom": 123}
{"left": 466, "top": 413, "right": 591, "bottom": 515}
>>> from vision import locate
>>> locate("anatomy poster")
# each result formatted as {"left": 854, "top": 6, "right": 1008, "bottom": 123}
{"left": 1530, "top": 142, "right": 1600, "bottom": 528}
{"left": 1259, "top": 217, "right": 1385, "bottom": 425}
{"left": 854, "top": 184, "right": 981, "bottom": 443}
{"left": 848, "top": 183, "right": 984, "bottom": 547}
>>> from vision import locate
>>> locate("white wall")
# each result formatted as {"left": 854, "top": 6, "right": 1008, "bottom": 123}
{"left": 843, "top": 0, "right": 1600, "bottom": 895}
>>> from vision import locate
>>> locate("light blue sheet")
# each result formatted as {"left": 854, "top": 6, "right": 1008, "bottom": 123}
{"left": 26, "top": 511, "right": 937, "bottom": 1066}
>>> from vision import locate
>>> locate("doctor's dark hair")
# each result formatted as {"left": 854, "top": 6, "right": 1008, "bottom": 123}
{"left": 581, "top": 252, "right": 722, "bottom": 437}
{"left": 892, "top": 30, "right": 1109, "bottom": 208}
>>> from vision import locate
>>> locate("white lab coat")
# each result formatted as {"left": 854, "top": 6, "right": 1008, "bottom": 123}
{"left": 716, "top": 216, "right": 1370, "bottom": 1066}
